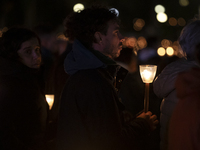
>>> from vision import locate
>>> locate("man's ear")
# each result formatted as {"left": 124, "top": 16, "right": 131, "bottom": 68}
{"left": 94, "top": 32, "right": 103, "bottom": 44}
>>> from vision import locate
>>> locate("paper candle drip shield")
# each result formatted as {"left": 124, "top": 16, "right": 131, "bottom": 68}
{"left": 140, "top": 65, "right": 157, "bottom": 83}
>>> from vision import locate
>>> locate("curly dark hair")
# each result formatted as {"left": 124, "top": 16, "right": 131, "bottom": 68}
{"left": 178, "top": 18, "right": 200, "bottom": 60}
{"left": 64, "top": 5, "right": 120, "bottom": 49}
{"left": 0, "top": 27, "right": 41, "bottom": 60}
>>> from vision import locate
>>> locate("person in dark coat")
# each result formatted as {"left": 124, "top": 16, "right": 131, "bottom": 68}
{"left": 0, "top": 27, "right": 49, "bottom": 150}
{"left": 168, "top": 43, "right": 200, "bottom": 150}
{"left": 154, "top": 18, "right": 200, "bottom": 150}
{"left": 56, "top": 5, "right": 158, "bottom": 150}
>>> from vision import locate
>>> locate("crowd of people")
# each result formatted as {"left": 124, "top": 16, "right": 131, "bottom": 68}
{"left": 0, "top": 4, "right": 200, "bottom": 150}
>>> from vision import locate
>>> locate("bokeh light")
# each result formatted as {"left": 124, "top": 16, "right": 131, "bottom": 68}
{"left": 154, "top": 5, "right": 165, "bottom": 13}
{"left": 161, "top": 39, "right": 172, "bottom": 48}
{"left": 157, "top": 47, "right": 166, "bottom": 56}
{"left": 172, "top": 41, "right": 179, "bottom": 54}
{"left": 110, "top": 8, "right": 119, "bottom": 17}
{"left": 156, "top": 12, "right": 168, "bottom": 23}
{"left": 178, "top": 17, "right": 186, "bottom": 26}
{"left": 166, "top": 47, "right": 174, "bottom": 56}
{"left": 179, "top": 0, "right": 189, "bottom": 6}
{"left": 133, "top": 18, "right": 145, "bottom": 31}
{"left": 73, "top": 3, "right": 84, "bottom": 12}
{"left": 125, "top": 37, "right": 137, "bottom": 48}
{"left": 169, "top": 17, "right": 177, "bottom": 26}
{"left": 137, "top": 36, "right": 147, "bottom": 49}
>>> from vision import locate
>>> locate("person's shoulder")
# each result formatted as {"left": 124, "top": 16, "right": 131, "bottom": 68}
{"left": 67, "top": 68, "right": 112, "bottom": 90}
{"left": 0, "top": 74, "right": 19, "bottom": 86}
{"left": 72, "top": 69, "right": 104, "bottom": 81}
{"left": 0, "top": 69, "right": 36, "bottom": 91}
{"left": 0, "top": 74, "right": 25, "bottom": 100}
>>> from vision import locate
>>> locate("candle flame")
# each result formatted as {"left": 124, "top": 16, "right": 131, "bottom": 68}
{"left": 139, "top": 65, "right": 157, "bottom": 83}
{"left": 143, "top": 70, "right": 152, "bottom": 80}
{"left": 45, "top": 95, "right": 54, "bottom": 110}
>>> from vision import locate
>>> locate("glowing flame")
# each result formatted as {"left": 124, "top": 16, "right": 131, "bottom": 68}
{"left": 142, "top": 70, "right": 152, "bottom": 80}
{"left": 140, "top": 65, "right": 157, "bottom": 83}
{"left": 45, "top": 95, "right": 54, "bottom": 110}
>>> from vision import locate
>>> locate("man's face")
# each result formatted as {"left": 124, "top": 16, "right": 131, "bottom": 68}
{"left": 101, "top": 21, "right": 124, "bottom": 59}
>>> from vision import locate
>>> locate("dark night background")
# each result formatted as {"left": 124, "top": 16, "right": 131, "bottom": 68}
{"left": 0, "top": 0, "right": 200, "bottom": 44}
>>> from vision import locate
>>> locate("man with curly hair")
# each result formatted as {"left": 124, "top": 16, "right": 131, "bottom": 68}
{"left": 56, "top": 5, "right": 158, "bottom": 150}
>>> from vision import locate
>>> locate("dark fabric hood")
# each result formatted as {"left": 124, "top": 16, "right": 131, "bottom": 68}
{"left": 0, "top": 57, "right": 36, "bottom": 76}
{"left": 64, "top": 40, "right": 107, "bottom": 75}
{"left": 0, "top": 56, "right": 42, "bottom": 83}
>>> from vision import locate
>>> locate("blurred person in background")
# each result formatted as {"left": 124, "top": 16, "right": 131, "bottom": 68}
{"left": 168, "top": 42, "right": 200, "bottom": 150}
{"left": 56, "top": 5, "right": 158, "bottom": 150}
{"left": 45, "top": 39, "right": 73, "bottom": 150}
{"left": 33, "top": 23, "right": 58, "bottom": 94}
{"left": 0, "top": 27, "right": 49, "bottom": 150}
{"left": 153, "top": 18, "right": 200, "bottom": 150}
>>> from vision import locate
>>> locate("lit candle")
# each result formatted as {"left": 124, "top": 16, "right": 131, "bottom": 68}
{"left": 140, "top": 65, "right": 157, "bottom": 83}
{"left": 45, "top": 94, "right": 54, "bottom": 110}
{"left": 139, "top": 65, "right": 157, "bottom": 112}
{"left": 142, "top": 70, "right": 152, "bottom": 80}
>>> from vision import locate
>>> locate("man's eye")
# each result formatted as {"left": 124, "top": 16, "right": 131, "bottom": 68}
{"left": 35, "top": 48, "right": 40, "bottom": 52}
{"left": 115, "top": 31, "right": 119, "bottom": 35}
{"left": 25, "top": 50, "right": 31, "bottom": 54}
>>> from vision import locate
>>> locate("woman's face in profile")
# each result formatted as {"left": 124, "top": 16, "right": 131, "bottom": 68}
{"left": 17, "top": 38, "right": 42, "bottom": 69}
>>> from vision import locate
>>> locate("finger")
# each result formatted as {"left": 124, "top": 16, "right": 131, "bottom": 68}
{"left": 136, "top": 112, "right": 145, "bottom": 118}
{"left": 153, "top": 119, "right": 159, "bottom": 125}
{"left": 150, "top": 114, "right": 157, "bottom": 120}
{"left": 146, "top": 111, "right": 152, "bottom": 116}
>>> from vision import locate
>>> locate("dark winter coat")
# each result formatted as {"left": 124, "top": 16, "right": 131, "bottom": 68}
{"left": 153, "top": 57, "right": 198, "bottom": 150}
{"left": 56, "top": 40, "right": 151, "bottom": 150}
{"left": 0, "top": 57, "right": 49, "bottom": 150}
{"left": 169, "top": 67, "right": 200, "bottom": 150}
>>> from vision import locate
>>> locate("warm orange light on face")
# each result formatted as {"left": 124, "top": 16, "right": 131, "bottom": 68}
{"left": 57, "top": 33, "right": 69, "bottom": 41}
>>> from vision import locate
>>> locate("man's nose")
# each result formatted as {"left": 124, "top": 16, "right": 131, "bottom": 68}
{"left": 119, "top": 33, "right": 125, "bottom": 42}
{"left": 32, "top": 51, "right": 40, "bottom": 60}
